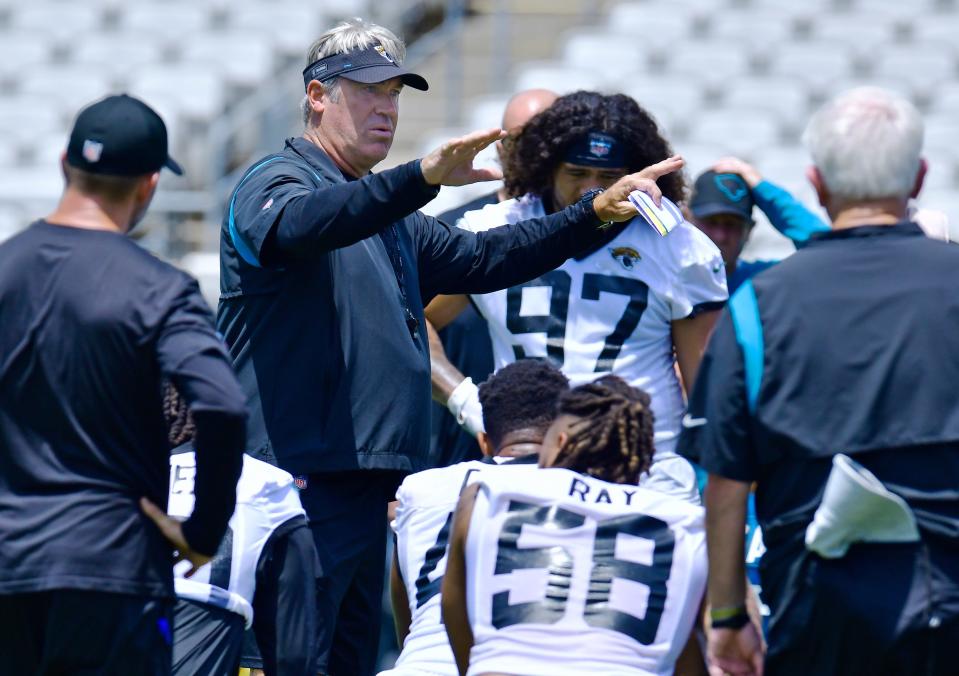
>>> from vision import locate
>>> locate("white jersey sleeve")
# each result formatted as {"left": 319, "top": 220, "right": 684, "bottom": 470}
{"left": 168, "top": 452, "right": 306, "bottom": 629}
{"left": 464, "top": 467, "right": 706, "bottom": 676}
{"left": 663, "top": 223, "right": 728, "bottom": 320}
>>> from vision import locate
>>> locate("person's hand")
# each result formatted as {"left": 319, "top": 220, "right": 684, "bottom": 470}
{"left": 447, "top": 377, "right": 485, "bottom": 437}
{"left": 420, "top": 128, "right": 507, "bottom": 187}
{"left": 707, "top": 624, "right": 764, "bottom": 676}
{"left": 140, "top": 497, "right": 212, "bottom": 578}
{"left": 712, "top": 157, "right": 762, "bottom": 189}
{"left": 592, "top": 155, "right": 685, "bottom": 223}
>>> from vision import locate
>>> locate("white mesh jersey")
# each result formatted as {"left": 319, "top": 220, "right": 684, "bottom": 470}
{"left": 464, "top": 466, "right": 706, "bottom": 676}
{"left": 459, "top": 196, "right": 727, "bottom": 459}
{"left": 168, "top": 452, "right": 306, "bottom": 628}
{"left": 384, "top": 457, "right": 526, "bottom": 676}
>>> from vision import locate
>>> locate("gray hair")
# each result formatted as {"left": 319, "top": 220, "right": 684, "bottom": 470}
{"left": 300, "top": 18, "right": 407, "bottom": 125}
{"left": 803, "top": 87, "right": 924, "bottom": 202}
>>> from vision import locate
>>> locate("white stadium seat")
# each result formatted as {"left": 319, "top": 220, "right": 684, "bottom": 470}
{"left": 117, "top": 4, "right": 212, "bottom": 39}
{"left": 622, "top": 77, "right": 704, "bottom": 138}
{"left": 18, "top": 66, "right": 116, "bottom": 113}
{"left": 928, "top": 81, "right": 959, "bottom": 114}
{"left": 0, "top": 97, "right": 66, "bottom": 146}
{"left": 512, "top": 63, "right": 606, "bottom": 95}
{"left": 0, "top": 205, "right": 26, "bottom": 244}
{"left": 130, "top": 67, "right": 225, "bottom": 122}
{"left": 69, "top": 35, "right": 168, "bottom": 80}
{"left": 766, "top": 43, "right": 855, "bottom": 93}
{"left": 719, "top": 77, "right": 810, "bottom": 134}
{"left": 662, "top": 41, "right": 755, "bottom": 87}
{"left": 467, "top": 95, "right": 510, "bottom": 132}
{"left": 707, "top": 9, "right": 800, "bottom": 45}
{"left": 227, "top": 5, "right": 327, "bottom": 57}
{"left": 561, "top": 32, "right": 646, "bottom": 80}
{"left": 10, "top": 4, "right": 106, "bottom": 39}
{"left": 181, "top": 32, "right": 276, "bottom": 88}
{"left": 808, "top": 13, "right": 898, "bottom": 47}
{"left": 871, "top": 46, "right": 958, "bottom": 98}
{"left": 0, "top": 35, "right": 53, "bottom": 80}
{"left": 686, "top": 108, "right": 782, "bottom": 156}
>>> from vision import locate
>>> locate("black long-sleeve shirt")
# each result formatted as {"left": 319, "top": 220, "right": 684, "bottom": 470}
{"left": 218, "top": 138, "right": 610, "bottom": 475}
{"left": 0, "top": 221, "right": 247, "bottom": 599}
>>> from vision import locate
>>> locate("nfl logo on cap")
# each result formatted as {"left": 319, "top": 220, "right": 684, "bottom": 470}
{"left": 82, "top": 139, "right": 103, "bottom": 163}
{"left": 589, "top": 137, "right": 611, "bottom": 158}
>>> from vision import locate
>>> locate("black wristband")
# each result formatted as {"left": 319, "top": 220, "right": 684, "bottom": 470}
{"left": 711, "top": 611, "right": 751, "bottom": 630}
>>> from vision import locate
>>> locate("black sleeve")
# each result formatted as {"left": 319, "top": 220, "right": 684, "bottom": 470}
{"left": 247, "top": 160, "right": 440, "bottom": 265}
{"left": 413, "top": 200, "right": 609, "bottom": 300}
{"left": 156, "top": 277, "right": 248, "bottom": 556}
{"left": 676, "top": 309, "right": 759, "bottom": 483}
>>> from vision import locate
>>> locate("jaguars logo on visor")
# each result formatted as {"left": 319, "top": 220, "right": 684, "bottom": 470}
{"left": 610, "top": 246, "right": 641, "bottom": 270}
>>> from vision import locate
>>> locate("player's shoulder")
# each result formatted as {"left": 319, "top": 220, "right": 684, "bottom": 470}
{"left": 459, "top": 193, "right": 544, "bottom": 233}
{"left": 398, "top": 459, "right": 490, "bottom": 507}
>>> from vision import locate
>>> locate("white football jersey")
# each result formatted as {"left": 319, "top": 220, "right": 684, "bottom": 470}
{"left": 384, "top": 457, "right": 528, "bottom": 676}
{"left": 464, "top": 466, "right": 706, "bottom": 676}
{"left": 168, "top": 452, "right": 306, "bottom": 628}
{"left": 460, "top": 196, "right": 727, "bottom": 459}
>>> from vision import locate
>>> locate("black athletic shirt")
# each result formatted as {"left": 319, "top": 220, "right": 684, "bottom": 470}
{"left": 678, "top": 222, "right": 959, "bottom": 634}
{"left": 0, "top": 221, "right": 247, "bottom": 599}
{"left": 218, "top": 138, "right": 607, "bottom": 476}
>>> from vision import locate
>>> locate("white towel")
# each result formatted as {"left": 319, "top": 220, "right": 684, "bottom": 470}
{"left": 805, "top": 454, "right": 919, "bottom": 559}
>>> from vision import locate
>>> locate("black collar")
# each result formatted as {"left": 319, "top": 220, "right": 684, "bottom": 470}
{"left": 286, "top": 136, "right": 359, "bottom": 181}
{"left": 805, "top": 221, "right": 924, "bottom": 245}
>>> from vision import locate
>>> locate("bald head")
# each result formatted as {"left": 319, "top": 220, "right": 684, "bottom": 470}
{"left": 501, "top": 89, "right": 558, "bottom": 134}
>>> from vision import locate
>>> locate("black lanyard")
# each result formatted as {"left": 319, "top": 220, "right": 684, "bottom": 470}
{"left": 287, "top": 138, "right": 420, "bottom": 342}
{"left": 379, "top": 225, "right": 420, "bottom": 341}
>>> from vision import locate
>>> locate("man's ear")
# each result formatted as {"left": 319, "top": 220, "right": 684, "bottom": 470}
{"left": 910, "top": 158, "right": 928, "bottom": 200}
{"left": 306, "top": 80, "right": 327, "bottom": 119}
{"left": 477, "top": 432, "right": 494, "bottom": 458}
{"left": 806, "top": 165, "right": 828, "bottom": 209}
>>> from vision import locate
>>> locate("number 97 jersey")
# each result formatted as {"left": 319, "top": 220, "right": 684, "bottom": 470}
{"left": 464, "top": 467, "right": 706, "bottom": 676}
{"left": 459, "top": 195, "right": 728, "bottom": 457}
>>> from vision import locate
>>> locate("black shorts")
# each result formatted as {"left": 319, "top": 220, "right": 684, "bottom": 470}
{"left": 172, "top": 597, "right": 245, "bottom": 676}
{"left": 241, "top": 516, "right": 320, "bottom": 676}
{"left": 0, "top": 589, "right": 172, "bottom": 675}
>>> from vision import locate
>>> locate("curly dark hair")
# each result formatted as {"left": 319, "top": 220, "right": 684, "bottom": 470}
{"left": 162, "top": 380, "right": 195, "bottom": 449}
{"left": 478, "top": 358, "right": 570, "bottom": 449}
{"left": 551, "top": 375, "right": 656, "bottom": 485}
{"left": 503, "top": 90, "right": 685, "bottom": 203}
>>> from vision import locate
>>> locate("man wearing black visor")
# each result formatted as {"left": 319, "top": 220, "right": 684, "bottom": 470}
{"left": 216, "top": 18, "right": 682, "bottom": 676}
{"left": 427, "top": 91, "right": 728, "bottom": 506}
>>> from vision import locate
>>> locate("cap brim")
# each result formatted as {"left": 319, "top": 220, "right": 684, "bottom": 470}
{"left": 690, "top": 202, "right": 751, "bottom": 220}
{"left": 164, "top": 156, "right": 183, "bottom": 176}
{"left": 339, "top": 65, "right": 429, "bottom": 91}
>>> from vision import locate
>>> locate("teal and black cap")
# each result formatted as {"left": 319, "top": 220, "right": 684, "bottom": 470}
{"left": 690, "top": 170, "right": 754, "bottom": 220}
{"left": 302, "top": 44, "right": 429, "bottom": 91}
{"left": 66, "top": 94, "right": 182, "bottom": 176}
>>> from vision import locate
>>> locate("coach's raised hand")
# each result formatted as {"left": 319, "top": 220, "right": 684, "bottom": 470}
{"left": 420, "top": 128, "right": 507, "bottom": 186}
{"left": 593, "top": 155, "right": 685, "bottom": 223}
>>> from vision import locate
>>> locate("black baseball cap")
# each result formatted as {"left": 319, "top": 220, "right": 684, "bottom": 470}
{"left": 302, "top": 44, "right": 429, "bottom": 92}
{"left": 689, "top": 170, "right": 754, "bottom": 221}
{"left": 66, "top": 94, "right": 183, "bottom": 177}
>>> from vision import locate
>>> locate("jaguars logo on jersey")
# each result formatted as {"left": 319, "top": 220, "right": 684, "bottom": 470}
{"left": 609, "top": 246, "right": 641, "bottom": 270}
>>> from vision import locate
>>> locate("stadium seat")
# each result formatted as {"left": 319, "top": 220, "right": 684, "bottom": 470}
{"left": 924, "top": 114, "right": 959, "bottom": 163}
{"left": 0, "top": 35, "right": 53, "bottom": 80}
{"left": 0, "top": 98, "right": 66, "bottom": 147}
{"left": 661, "top": 41, "right": 756, "bottom": 87}
{"left": 808, "top": 13, "right": 899, "bottom": 47}
{"left": 561, "top": 32, "right": 646, "bottom": 79}
{"left": 0, "top": 205, "right": 25, "bottom": 244}
{"left": 622, "top": 78, "right": 704, "bottom": 138}
{"left": 69, "top": 35, "right": 168, "bottom": 80}
{"left": 181, "top": 32, "right": 276, "bottom": 88}
{"left": 511, "top": 62, "right": 606, "bottom": 95}
{"left": 686, "top": 108, "right": 782, "bottom": 156}
{"left": 673, "top": 141, "right": 731, "bottom": 177}
{"left": 753, "top": 146, "right": 814, "bottom": 189}
{"left": 928, "top": 81, "right": 959, "bottom": 114}
{"left": 467, "top": 95, "right": 510, "bottom": 132}
{"left": 18, "top": 66, "right": 116, "bottom": 113}
{"left": 10, "top": 4, "right": 106, "bottom": 39}
{"left": 821, "top": 76, "right": 914, "bottom": 104}
{"left": 871, "top": 46, "right": 957, "bottom": 98}
{"left": 117, "top": 4, "right": 212, "bottom": 39}
{"left": 765, "top": 43, "right": 856, "bottom": 93}
{"left": 129, "top": 67, "right": 225, "bottom": 122}
{"left": 227, "top": 5, "right": 328, "bottom": 57}
{"left": 707, "top": 9, "right": 800, "bottom": 46}
{"left": 603, "top": 4, "right": 696, "bottom": 48}
{"left": 718, "top": 77, "right": 810, "bottom": 134}
{"left": 0, "top": 133, "right": 18, "bottom": 168}
{"left": 909, "top": 17, "right": 959, "bottom": 47}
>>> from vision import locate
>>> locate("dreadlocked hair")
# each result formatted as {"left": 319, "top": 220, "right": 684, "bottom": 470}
{"left": 502, "top": 90, "right": 686, "bottom": 203}
{"left": 162, "top": 380, "right": 195, "bottom": 449}
{"left": 551, "top": 375, "right": 656, "bottom": 485}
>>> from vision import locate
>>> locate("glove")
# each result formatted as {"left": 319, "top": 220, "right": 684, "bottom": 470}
{"left": 447, "top": 377, "right": 485, "bottom": 437}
